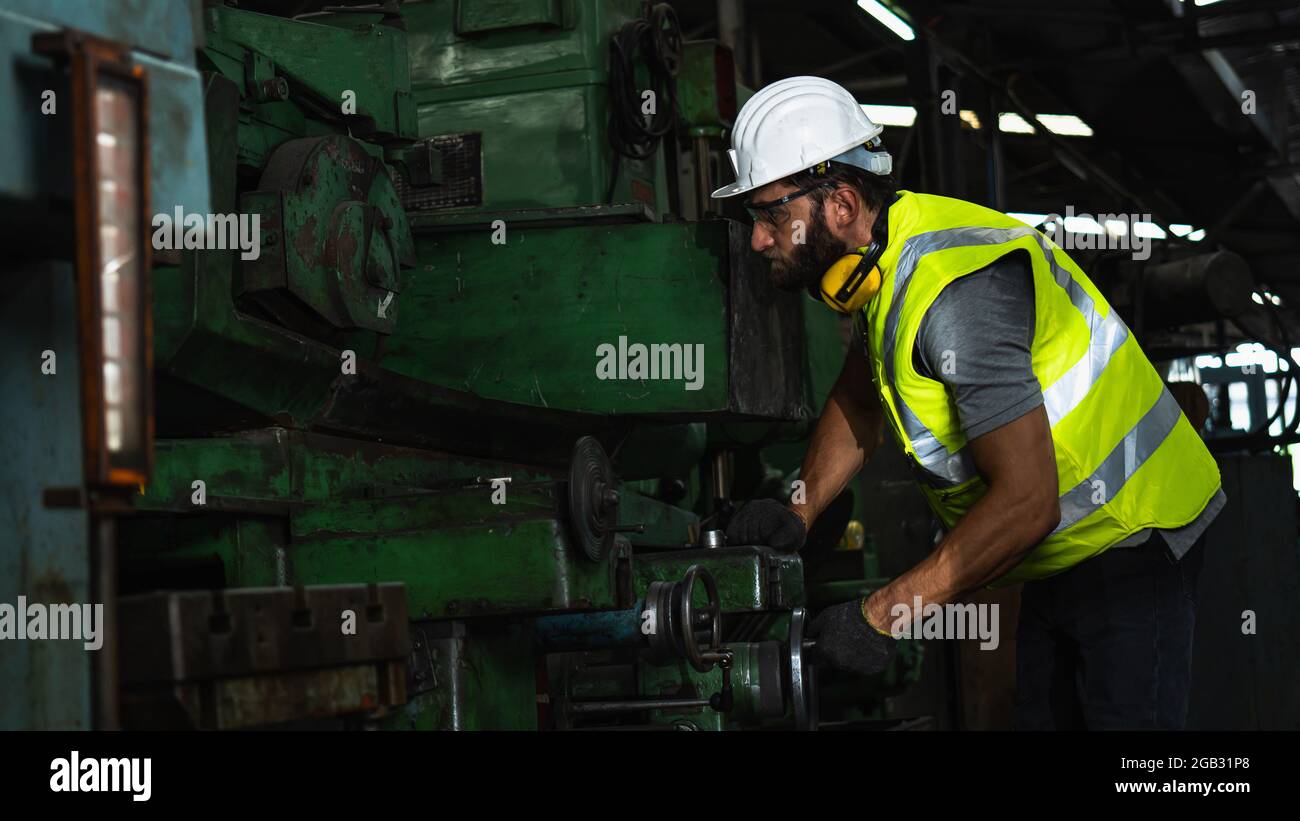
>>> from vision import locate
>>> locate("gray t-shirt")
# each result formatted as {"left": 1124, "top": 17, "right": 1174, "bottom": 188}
{"left": 911, "top": 252, "right": 1223, "bottom": 559}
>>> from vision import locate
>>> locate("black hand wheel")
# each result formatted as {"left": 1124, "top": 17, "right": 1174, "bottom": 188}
{"left": 679, "top": 565, "right": 723, "bottom": 673}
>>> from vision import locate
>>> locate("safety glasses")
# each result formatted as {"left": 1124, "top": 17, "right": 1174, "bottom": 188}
{"left": 744, "top": 182, "right": 834, "bottom": 229}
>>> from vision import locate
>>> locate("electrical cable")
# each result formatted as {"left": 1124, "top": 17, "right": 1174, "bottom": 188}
{"left": 605, "top": 2, "right": 682, "bottom": 204}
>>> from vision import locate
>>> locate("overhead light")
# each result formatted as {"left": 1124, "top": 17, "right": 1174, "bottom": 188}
{"left": 856, "top": 1, "right": 916, "bottom": 41}
{"left": 861, "top": 103, "right": 916, "bottom": 127}
{"left": 860, "top": 105, "right": 1094, "bottom": 137}
{"left": 1063, "top": 216, "right": 1105, "bottom": 235}
{"left": 1007, "top": 212, "right": 1050, "bottom": 227}
{"left": 1169, "top": 224, "right": 1207, "bottom": 241}
{"left": 1013, "top": 211, "right": 1206, "bottom": 245}
{"left": 1036, "top": 114, "right": 1094, "bottom": 137}
{"left": 998, "top": 112, "right": 1094, "bottom": 137}
{"left": 1132, "top": 221, "right": 1167, "bottom": 239}
{"left": 998, "top": 113, "right": 1036, "bottom": 134}
{"left": 34, "top": 30, "right": 154, "bottom": 491}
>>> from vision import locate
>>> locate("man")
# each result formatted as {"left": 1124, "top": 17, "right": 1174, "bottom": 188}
{"left": 713, "top": 76, "right": 1225, "bottom": 730}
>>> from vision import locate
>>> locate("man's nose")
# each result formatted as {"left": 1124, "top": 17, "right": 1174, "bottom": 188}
{"left": 750, "top": 221, "right": 774, "bottom": 254}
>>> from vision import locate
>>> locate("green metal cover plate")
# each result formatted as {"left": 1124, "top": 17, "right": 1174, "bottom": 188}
{"left": 455, "top": 0, "right": 563, "bottom": 35}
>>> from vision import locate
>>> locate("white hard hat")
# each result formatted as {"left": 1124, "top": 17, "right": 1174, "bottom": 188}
{"left": 711, "top": 76, "right": 892, "bottom": 199}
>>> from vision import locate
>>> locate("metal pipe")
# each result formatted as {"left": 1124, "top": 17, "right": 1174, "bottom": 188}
{"left": 694, "top": 134, "right": 713, "bottom": 218}
{"left": 534, "top": 603, "right": 645, "bottom": 652}
{"left": 717, "top": 0, "right": 747, "bottom": 84}
{"left": 92, "top": 515, "right": 119, "bottom": 730}
{"left": 566, "top": 697, "right": 712, "bottom": 714}
{"left": 710, "top": 451, "right": 731, "bottom": 503}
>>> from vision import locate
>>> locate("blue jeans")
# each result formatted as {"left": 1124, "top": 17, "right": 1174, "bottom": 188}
{"left": 1014, "top": 536, "right": 1204, "bottom": 730}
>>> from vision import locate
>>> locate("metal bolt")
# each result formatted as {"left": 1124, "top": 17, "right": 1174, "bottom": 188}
{"left": 259, "top": 77, "right": 289, "bottom": 101}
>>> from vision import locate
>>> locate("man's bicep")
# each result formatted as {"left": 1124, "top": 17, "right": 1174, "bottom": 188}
{"left": 963, "top": 403, "right": 1062, "bottom": 553}
{"left": 836, "top": 338, "right": 879, "bottom": 410}
{"left": 968, "top": 403, "right": 1058, "bottom": 501}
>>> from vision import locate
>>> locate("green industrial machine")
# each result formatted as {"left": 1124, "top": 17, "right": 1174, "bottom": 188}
{"left": 9, "top": 0, "right": 921, "bottom": 730}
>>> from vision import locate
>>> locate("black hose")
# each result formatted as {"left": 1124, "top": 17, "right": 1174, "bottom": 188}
{"left": 606, "top": 3, "right": 682, "bottom": 203}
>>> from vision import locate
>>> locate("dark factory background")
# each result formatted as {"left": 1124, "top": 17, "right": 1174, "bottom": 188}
{"left": 1, "top": 0, "right": 1297, "bottom": 732}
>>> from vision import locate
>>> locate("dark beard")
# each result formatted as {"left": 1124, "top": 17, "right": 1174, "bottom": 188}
{"left": 768, "top": 208, "right": 853, "bottom": 294}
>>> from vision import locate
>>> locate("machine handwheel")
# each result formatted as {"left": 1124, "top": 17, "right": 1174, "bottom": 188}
{"left": 679, "top": 565, "right": 723, "bottom": 673}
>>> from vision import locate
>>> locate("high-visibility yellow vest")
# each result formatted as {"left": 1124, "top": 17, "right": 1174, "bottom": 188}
{"left": 860, "top": 191, "right": 1222, "bottom": 585}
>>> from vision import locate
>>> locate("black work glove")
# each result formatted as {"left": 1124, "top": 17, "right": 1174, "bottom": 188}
{"left": 806, "top": 598, "right": 897, "bottom": 677}
{"left": 724, "top": 499, "right": 806, "bottom": 552}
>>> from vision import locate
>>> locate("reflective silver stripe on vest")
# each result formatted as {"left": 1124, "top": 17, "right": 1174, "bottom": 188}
{"left": 882, "top": 226, "right": 1040, "bottom": 488}
{"left": 881, "top": 224, "right": 1132, "bottom": 489}
{"left": 898, "top": 398, "right": 977, "bottom": 487}
{"left": 1034, "top": 238, "right": 1132, "bottom": 427}
{"left": 1053, "top": 388, "right": 1183, "bottom": 532}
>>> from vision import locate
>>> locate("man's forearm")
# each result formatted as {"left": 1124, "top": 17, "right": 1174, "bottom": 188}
{"left": 790, "top": 382, "right": 882, "bottom": 528}
{"left": 862, "top": 480, "right": 1057, "bottom": 629}
{"left": 861, "top": 406, "right": 1060, "bottom": 630}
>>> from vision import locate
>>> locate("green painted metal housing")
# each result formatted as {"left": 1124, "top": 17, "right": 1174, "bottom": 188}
{"left": 405, "top": 0, "right": 668, "bottom": 215}
{"left": 111, "top": 1, "right": 903, "bottom": 730}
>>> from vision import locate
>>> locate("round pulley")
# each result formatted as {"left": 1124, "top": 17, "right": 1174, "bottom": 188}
{"left": 567, "top": 436, "right": 619, "bottom": 561}
{"left": 788, "top": 608, "right": 819, "bottom": 731}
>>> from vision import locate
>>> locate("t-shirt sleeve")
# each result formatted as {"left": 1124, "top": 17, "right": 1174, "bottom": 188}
{"left": 912, "top": 251, "right": 1043, "bottom": 441}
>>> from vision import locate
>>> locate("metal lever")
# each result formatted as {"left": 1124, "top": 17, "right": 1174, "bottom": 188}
{"left": 708, "top": 650, "right": 735, "bottom": 713}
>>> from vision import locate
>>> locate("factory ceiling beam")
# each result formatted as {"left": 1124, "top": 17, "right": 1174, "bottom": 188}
{"left": 813, "top": 45, "right": 894, "bottom": 79}
{"left": 840, "top": 74, "right": 909, "bottom": 92}
{"left": 917, "top": 25, "right": 1189, "bottom": 235}
{"left": 935, "top": 4, "right": 1125, "bottom": 25}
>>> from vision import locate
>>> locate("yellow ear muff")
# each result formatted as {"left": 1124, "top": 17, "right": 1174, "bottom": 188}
{"left": 819, "top": 248, "right": 882, "bottom": 314}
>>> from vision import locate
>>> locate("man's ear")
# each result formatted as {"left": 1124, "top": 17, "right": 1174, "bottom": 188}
{"left": 828, "top": 185, "right": 861, "bottom": 229}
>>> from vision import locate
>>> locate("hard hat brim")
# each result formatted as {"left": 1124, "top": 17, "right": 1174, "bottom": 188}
{"left": 710, "top": 179, "right": 759, "bottom": 199}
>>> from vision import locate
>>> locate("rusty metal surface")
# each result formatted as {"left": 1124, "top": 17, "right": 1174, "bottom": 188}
{"left": 119, "top": 583, "right": 409, "bottom": 684}
{"left": 123, "top": 660, "right": 406, "bottom": 729}
{"left": 239, "top": 134, "right": 414, "bottom": 338}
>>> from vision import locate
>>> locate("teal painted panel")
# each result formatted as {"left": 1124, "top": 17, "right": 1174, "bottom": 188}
{"left": 0, "top": 2, "right": 210, "bottom": 229}
{"left": 0, "top": 261, "right": 91, "bottom": 729}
